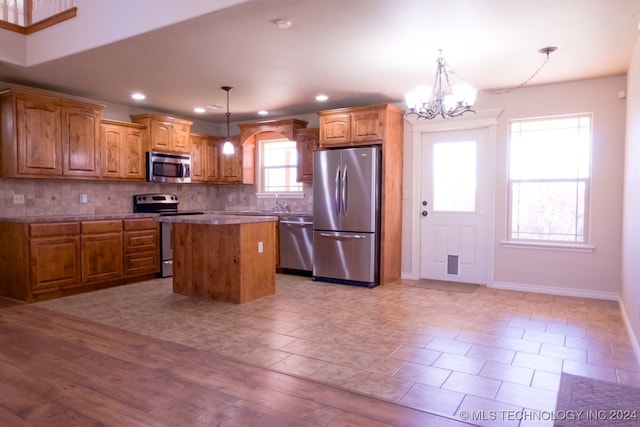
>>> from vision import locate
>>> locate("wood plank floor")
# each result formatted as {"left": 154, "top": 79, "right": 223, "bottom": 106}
{"left": 0, "top": 304, "right": 472, "bottom": 427}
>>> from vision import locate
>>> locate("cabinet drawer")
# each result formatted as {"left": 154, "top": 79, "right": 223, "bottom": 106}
{"left": 124, "top": 217, "right": 158, "bottom": 231}
{"left": 29, "top": 222, "right": 80, "bottom": 238}
{"left": 81, "top": 220, "right": 122, "bottom": 234}
{"left": 124, "top": 251, "right": 160, "bottom": 276}
{"left": 124, "top": 230, "right": 159, "bottom": 253}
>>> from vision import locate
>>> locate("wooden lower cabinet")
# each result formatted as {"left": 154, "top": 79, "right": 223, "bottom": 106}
{"left": 30, "top": 235, "right": 81, "bottom": 292}
{"left": 80, "top": 220, "right": 123, "bottom": 284}
{"left": 0, "top": 217, "right": 159, "bottom": 302}
{"left": 123, "top": 217, "right": 160, "bottom": 276}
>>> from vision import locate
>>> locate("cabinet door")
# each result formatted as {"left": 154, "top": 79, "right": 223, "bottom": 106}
{"left": 102, "top": 122, "right": 145, "bottom": 181}
{"left": 123, "top": 127, "right": 145, "bottom": 180}
{"left": 81, "top": 233, "right": 123, "bottom": 283}
{"left": 205, "top": 138, "right": 220, "bottom": 181}
{"left": 190, "top": 134, "right": 208, "bottom": 182}
{"left": 101, "top": 123, "right": 123, "bottom": 179}
{"left": 61, "top": 103, "right": 101, "bottom": 177}
{"left": 16, "top": 95, "right": 63, "bottom": 176}
{"left": 172, "top": 122, "right": 191, "bottom": 153}
{"left": 351, "top": 109, "right": 385, "bottom": 143}
{"left": 29, "top": 236, "right": 80, "bottom": 291}
{"left": 294, "top": 128, "right": 318, "bottom": 183}
{"left": 319, "top": 113, "right": 351, "bottom": 147}
{"left": 220, "top": 136, "right": 242, "bottom": 183}
{"left": 150, "top": 119, "right": 172, "bottom": 151}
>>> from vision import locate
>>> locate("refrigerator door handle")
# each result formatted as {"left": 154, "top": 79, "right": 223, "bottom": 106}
{"left": 341, "top": 164, "right": 348, "bottom": 216}
{"left": 334, "top": 165, "right": 341, "bottom": 217}
{"left": 318, "top": 232, "right": 366, "bottom": 239}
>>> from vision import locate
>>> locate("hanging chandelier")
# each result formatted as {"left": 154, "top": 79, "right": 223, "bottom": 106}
{"left": 221, "top": 86, "right": 235, "bottom": 155}
{"left": 405, "top": 51, "right": 477, "bottom": 120}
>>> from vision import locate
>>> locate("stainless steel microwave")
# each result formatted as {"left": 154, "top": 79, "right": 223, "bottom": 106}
{"left": 146, "top": 151, "right": 192, "bottom": 183}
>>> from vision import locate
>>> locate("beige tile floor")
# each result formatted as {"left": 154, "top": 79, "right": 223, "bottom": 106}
{"left": 35, "top": 274, "right": 640, "bottom": 427}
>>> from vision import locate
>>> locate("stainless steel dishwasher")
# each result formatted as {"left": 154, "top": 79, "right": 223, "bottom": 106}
{"left": 279, "top": 215, "right": 313, "bottom": 274}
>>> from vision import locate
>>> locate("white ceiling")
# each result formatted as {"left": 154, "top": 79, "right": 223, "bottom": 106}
{"left": 1, "top": 0, "right": 639, "bottom": 123}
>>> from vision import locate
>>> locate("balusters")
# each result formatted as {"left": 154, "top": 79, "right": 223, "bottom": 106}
{"left": 0, "top": 0, "right": 75, "bottom": 26}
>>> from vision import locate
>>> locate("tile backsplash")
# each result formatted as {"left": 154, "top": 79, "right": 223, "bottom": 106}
{"left": 0, "top": 178, "right": 313, "bottom": 218}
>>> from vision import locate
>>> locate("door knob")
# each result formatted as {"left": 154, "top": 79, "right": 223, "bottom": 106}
{"left": 421, "top": 210, "right": 428, "bottom": 217}
{"left": 422, "top": 201, "right": 428, "bottom": 206}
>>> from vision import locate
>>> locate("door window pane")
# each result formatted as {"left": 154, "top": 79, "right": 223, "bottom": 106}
{"left": 433, "top": 140, "right": 477, "bottom": 212}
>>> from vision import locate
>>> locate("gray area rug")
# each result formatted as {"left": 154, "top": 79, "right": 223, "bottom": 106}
{"left": 408, "top": 279, "right": 479, "bottom": 293}
{"left": 554, "top": 373, "right": 640, "bottom": 426}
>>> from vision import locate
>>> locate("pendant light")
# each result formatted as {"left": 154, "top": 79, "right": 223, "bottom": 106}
{"left": 221, "top": 86, "right": 235, "bottom": 155}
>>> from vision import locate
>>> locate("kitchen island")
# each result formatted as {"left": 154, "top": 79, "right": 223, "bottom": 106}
{"left": 158, "top": 214, "right": 278, "bottom": 304}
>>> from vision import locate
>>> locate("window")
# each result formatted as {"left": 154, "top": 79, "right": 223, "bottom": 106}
{"left": 258, "top": 139, "right": 302, "bottom": 194}
{"left": 508, "top": 114, "right": 591, "bottom": 243}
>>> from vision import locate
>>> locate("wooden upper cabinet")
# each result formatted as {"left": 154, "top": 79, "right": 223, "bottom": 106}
{"left": 130, "top": 114, "right": 193, "bottom": 153}
{"left": 318, "top": 104, "right": 400, "bottom": 147}
{"left": 351, "top": 108, "right": 385, "bottom": 143}
{"left": 61, "top": 101, "right": 101, "bottom": 178}
{"left": 0, "top": 89, "right": 103, "bottom": 179}
{"left": 191, "top": 133, "right": 242, "bottom": 184}
{"left": 318, "top": 113, "right": 350, "bottom": 146}
{"left": 172, "top": 121, "right": 191, "bottom": 152}
{"left": 101, "top": 120, "right": 145, "bottom": 181}
{"left": 238, "top": 118, "right": 308, "bottom": 145}
{"left": 219, "top": 135, "right": 242, "bottom": 183}
{"left": 205, "top": 138, "right": 220, "bottom": 182}
{"left": 190, "top": 133, "right": 208, "bottom": 182}
{"left": 294, "top": 127, "right": 319, "bottom": 183}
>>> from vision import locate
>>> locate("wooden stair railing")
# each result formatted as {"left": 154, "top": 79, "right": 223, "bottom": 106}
{"left": 0, "top": 0, "right": 76, "bottom": 34}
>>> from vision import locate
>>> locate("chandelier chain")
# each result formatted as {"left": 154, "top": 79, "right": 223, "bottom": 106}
{"left": 481, "top": 52, "right": 552, "bottom": 95}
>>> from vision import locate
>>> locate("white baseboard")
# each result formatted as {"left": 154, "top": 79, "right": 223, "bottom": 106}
{"left": 491, "top": 281, "right": 619, "bottom": 301}
{"left": 619, "top": 300, "right": 640, "bottom": 367}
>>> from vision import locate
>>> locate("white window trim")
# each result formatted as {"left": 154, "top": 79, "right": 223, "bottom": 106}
{"left": 507, "top": 113, "right": 592, "bottom": 246}
{"left": 500, "top": 240, "right": 595, "bottom": 252}
{"left": 255, "top": 138, "right": 303, "bottom": 196}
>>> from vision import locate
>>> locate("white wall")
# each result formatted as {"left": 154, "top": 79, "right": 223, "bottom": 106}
{"left": 402, "top": 75, "right": 627, "bottom": 301}
{"left": 621, "top": 36, "right": 640, "bottom": 355}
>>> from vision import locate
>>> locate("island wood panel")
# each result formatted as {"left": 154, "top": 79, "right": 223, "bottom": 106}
{"left": 172, "top": 220, "right": 276, "bottom": 303}
{"left": 0, "top": 305, "right": 467, "bottom": 427}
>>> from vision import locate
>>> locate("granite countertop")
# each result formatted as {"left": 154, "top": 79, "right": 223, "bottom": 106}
{"left": 157, "top": 213, "right": 278, "bottom": 225}
{"left": 212, "top": 210, "right": 313, "bottom": 219}
{"left": 0, "top": 210, "right": 312, "bottom": 224}
{"left": 0, "top": 213, "right": 157, "bottom": 223}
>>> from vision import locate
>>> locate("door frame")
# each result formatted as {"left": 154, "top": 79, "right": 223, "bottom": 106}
{"left": 405, "top": 108, "right": 502, "bottom": 284}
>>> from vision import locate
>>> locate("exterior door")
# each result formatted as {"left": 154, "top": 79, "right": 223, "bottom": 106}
{"left": 420, "top": 128, "right": 491, "bottom": 284}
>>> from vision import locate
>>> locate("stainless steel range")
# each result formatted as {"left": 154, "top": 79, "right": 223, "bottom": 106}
{"left": 133, "top": 193, "right": 203, "bottom": 277}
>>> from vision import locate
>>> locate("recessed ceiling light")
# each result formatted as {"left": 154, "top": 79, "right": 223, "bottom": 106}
{"left": 315, "top": 94, "right": 328, "bottom": 102}
{"left": 131, "top": 92, "right": 146, "bottom": 101}
{"left": 194, "top": 107, "right": 206, "bottom": 114}
{"left": 205, "top": 104, "right": 223, "bottom": 110}
{"left": 258, "top": 110, "right": 269, "bottom": 116}
{"left": 274, "top": 19, "right": 292, "bottom": 29}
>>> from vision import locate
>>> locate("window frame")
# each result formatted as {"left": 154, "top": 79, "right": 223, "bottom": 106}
{"left": 506, "top": 113, "right": 593, "bottom": 248}
{"left": 255, "top": 138, "right": 303, "bottom": 197}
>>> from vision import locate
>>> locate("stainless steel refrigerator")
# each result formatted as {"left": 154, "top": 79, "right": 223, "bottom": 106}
{"left": 312, "top": 146, "right": 381, "bottom": 287}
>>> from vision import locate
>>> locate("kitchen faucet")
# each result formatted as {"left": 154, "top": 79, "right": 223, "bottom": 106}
{"left": 273, "top": 194, "right": 289, "bottom": 212}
